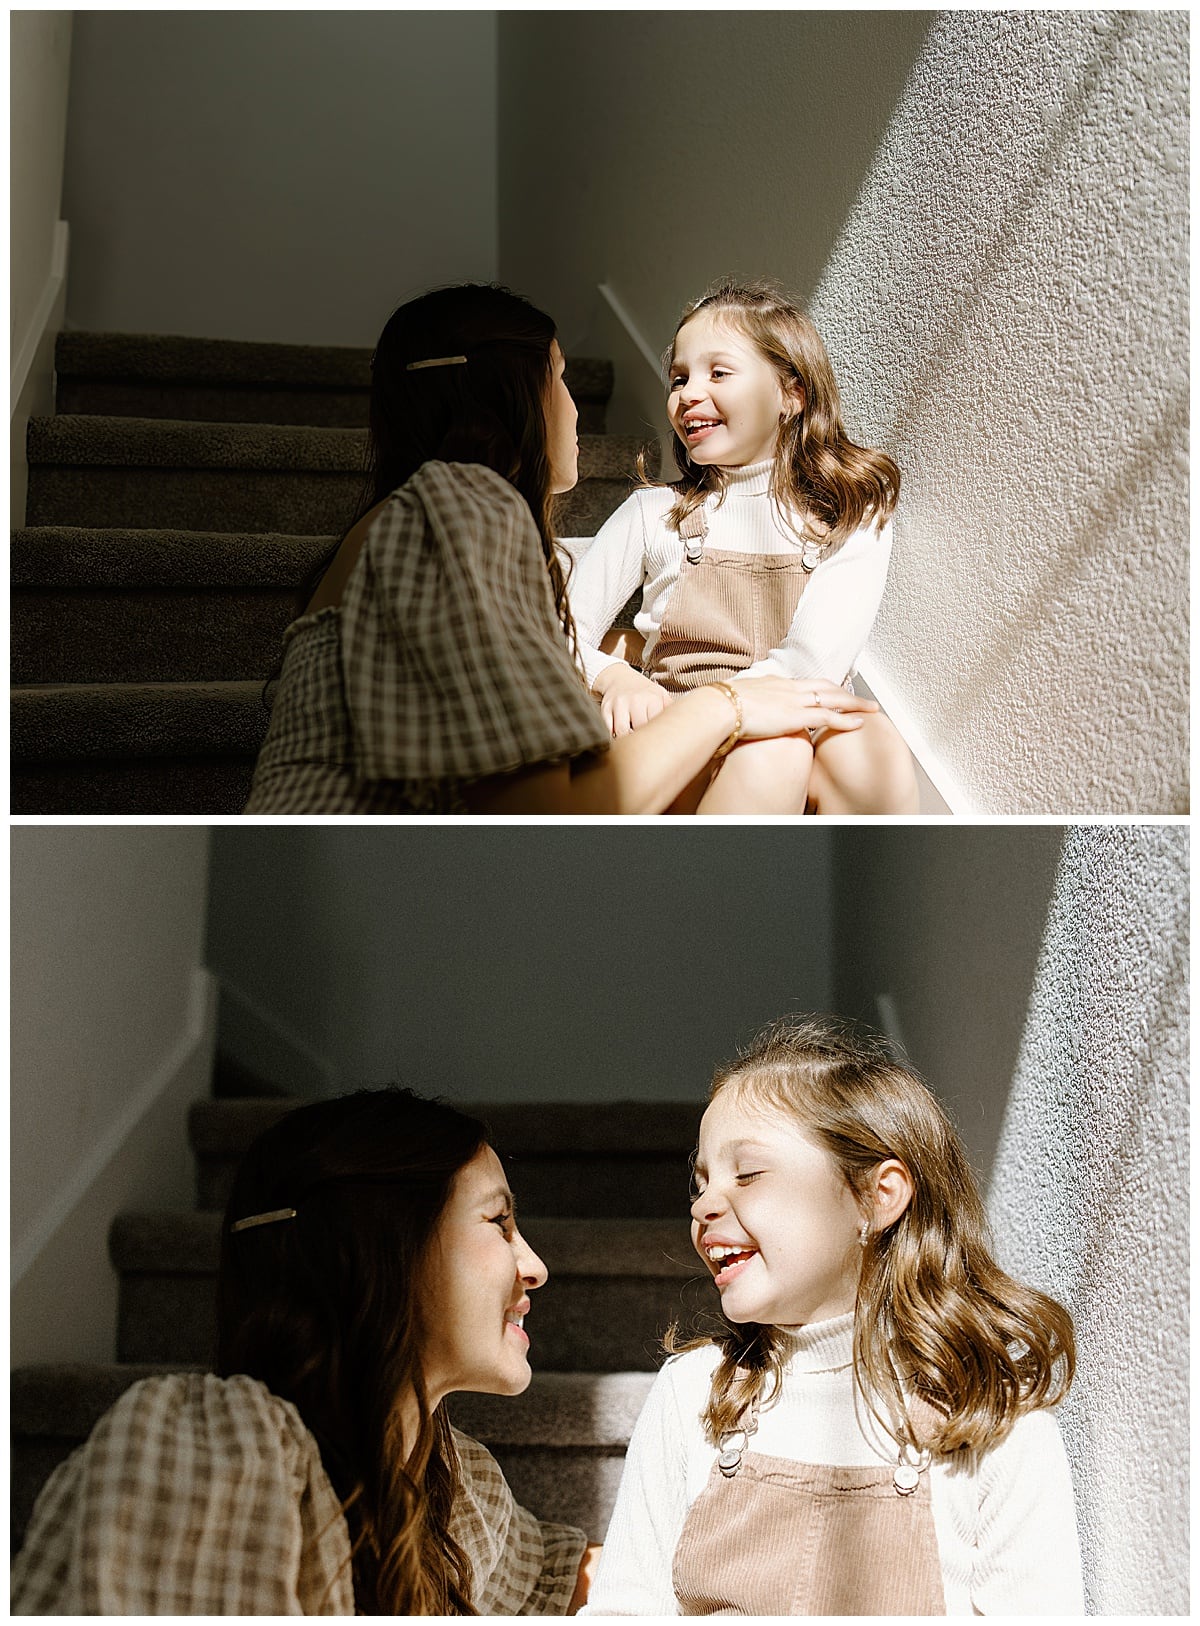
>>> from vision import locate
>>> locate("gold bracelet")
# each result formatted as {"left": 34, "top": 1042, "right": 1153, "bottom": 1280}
{"left": 708, "top": 681, "right": 743, "bottom": 759}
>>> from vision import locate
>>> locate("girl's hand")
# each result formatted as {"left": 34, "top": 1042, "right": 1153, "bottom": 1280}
{"left": 568, "top": 1544, "right": 603, "bottom": 1613}
{"left": 592, "top": 661, "right": 673, "bottom": 737}
{"left": 728, "top": 675, "right": 878, "bottom": 740}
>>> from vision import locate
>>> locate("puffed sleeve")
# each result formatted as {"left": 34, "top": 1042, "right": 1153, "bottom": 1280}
{"left": 11, "top": 1373, "right": 354, "bottom": 1615}
{"left": 340, "top": 461, "right": 609, "bottom": 784}
{"left": 971, "top": 1409, "right": 1085, "bottom": 1615}
{"left": 449, "top": 1429, "right": 587, "bottom": 1615}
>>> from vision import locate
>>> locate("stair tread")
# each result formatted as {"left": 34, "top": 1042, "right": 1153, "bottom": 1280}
{"left": 12, "top": 527, "right": 333, "bottom": 588}
{"left": 55, "top": 331, "right": 613, "bottom": 403}
{"left": 188, "top": 1096, "right": 701, "bottom": 1156}
{"left": 11, "top": 1364, "right": 656, "bottom": 1446}
{"left": 28, "top": 416, "right": 645, "bottom": 480}
{"left": 110, "top": 1210, "right": 698, "bottom": 1278}
{"left": 12, "top": 680, "right": 267, "bottom": 759}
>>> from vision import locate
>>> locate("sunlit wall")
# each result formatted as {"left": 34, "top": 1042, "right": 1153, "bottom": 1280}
{"left": 988, "top": 826, "right": 1189, "bottom": 1613}
{"left": 809, "top": 11, "right": 1187, "bottom": 812}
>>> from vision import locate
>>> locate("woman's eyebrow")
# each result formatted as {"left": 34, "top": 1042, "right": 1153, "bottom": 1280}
{"left": 480, "top": 1185, "right": 516, "bottom": 1210}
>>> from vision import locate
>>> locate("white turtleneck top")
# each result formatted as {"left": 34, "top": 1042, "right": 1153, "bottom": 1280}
{"left": 582, "top": 1313, "right": 1085, "bottom": 1617}
{"left": 562, "top": 461, "right": 893, "bottom": 690}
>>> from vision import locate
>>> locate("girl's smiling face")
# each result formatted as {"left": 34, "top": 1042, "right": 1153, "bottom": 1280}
{"left": 691, "top": 1087, "right": 864, "bottom": 1327}
{"left": 667, "top": 309, "right": 800, "bottom": 468}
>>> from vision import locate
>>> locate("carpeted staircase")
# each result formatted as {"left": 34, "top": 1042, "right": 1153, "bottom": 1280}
{"left": 11, "top": 1093, "right": 710, "bottom": 1554}
{"left": 12, "top": 332, "right": 646, "bottom": 814}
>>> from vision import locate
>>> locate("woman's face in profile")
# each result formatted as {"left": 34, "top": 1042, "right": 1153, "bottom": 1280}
{"left": 545, "top": 340, "right": 580, "bottom": 494}
{"left": 418, "top": 1144, "right": 548, "bottom": 1403}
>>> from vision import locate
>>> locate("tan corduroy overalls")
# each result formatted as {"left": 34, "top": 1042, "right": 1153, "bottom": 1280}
{"left": 671, "top": 1393, "right": 946, "bottom": 1617}
{"left": 645, "top": 506, "right": 823, "bottom": 692}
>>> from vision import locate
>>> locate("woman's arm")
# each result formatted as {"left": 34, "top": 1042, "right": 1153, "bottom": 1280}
{"left": 742, "top": 519, "right": 893, "bottom": 682}
{"left": 464, "top": 679, "right": 877, "bottom": 815}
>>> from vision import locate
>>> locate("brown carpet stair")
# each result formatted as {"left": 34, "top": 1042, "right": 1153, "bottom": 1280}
{"left": 13, "top": 332, "right": 645, "bottom": 814}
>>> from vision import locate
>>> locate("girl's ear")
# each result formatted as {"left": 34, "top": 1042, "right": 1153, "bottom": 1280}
{"left": 868, "top": 1158, "right": 914, "bottom": 1231}
{"left": 785, "top": 380, "right": 806, "bottom": 416}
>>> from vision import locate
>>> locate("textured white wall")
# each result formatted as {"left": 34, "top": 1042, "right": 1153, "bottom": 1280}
{"left": 62, "top": 12, "right": 498, "bottom": 345}
{"left": 499, "top": 11, "right": 1186, "bottom": 814}
{"left": 204, "top": 827, "right": 836, "bottom": 1101}
{"left": 810, "top": 11, "right": 1188, "bottom": 813}
{"left": 11, "top": 827, "right": 214, "bottom": 1365}
{"left": 988, "top": 827, "right": 1189, "bottom": 1614}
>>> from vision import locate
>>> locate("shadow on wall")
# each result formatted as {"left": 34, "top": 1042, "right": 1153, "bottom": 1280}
{"left": 832, "top": 826, "right": 1066, "bottom": 1188}
{"left": 988, "top": 826, "right": 1188, "bottom": 1615}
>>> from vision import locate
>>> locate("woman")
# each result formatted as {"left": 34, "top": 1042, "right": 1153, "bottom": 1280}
{"left": 12, "top": 1090, "right": 597, "bottom": 1614}
{"left": 242, "top": 284, "right": 876, "bottom": 814}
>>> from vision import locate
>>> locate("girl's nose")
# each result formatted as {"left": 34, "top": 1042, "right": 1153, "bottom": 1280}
{"left": 690, "top": 1187, "right": 725, "bottom": 1224}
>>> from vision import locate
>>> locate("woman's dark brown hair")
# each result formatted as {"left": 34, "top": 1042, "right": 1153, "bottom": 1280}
{"left": 216, "top": 1088, "right": 489, "bottom": 1614}
{"left": 672, "top": 1016, "right": 1075, "bottom": 1462}
{"left": 320, "top": 282, "right": 576, "bottom": 648}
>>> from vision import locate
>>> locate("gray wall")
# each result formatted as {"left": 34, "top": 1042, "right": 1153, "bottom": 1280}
{"left": 205, "top": 827, "right": 837, "bottom": 1101}
{"left": 10, "top": 9, "right": 73, "bottom": 524}
{"left": 11, "top": 827, "right": 214, "bottom": 1365}
{"left": 62, "top": 11, "right": 498, "bottom": 345}
{"left": 833, "top": 825, "right": 1066, "bottom": 1183}
{"left": 499, "top": 11, "right": 1188, "bottom": 814}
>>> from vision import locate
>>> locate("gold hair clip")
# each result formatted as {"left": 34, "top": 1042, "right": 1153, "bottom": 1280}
{"left": 405, "top": 355, "right": 468, "bottom": 371}
{"left": 230, "top": 1207, "right": 297, "bottom": 1233}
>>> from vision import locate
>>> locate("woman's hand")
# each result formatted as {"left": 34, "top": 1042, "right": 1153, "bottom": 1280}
{"left": 568, "top": 1543, "right": 603, "bottom": 1613}
{"left": 729, "top": 675, "right": 878, "bottom": 740}
{"left": 592, "top": 661, "right": 673, "bottom": 737}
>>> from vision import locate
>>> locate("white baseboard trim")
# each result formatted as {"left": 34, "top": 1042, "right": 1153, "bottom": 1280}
{"left": 11, "top": 219, "right": 69, "bottom": 414}
{"left": 217, "top": 979, "right": 338, "bottom": 1097}
{"left": 11, "top": 967, "right": 216, "bottom": 1286}
{"left": 854, "top": 653, "right": 970, "bottom": 816}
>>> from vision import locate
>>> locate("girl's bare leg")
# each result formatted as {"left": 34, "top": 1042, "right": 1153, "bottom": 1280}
{"left": 808, "top": 713, "right": 919, "bottom": 814}
{"left": 694, "top": 735, "right": 815, "bottom": 814}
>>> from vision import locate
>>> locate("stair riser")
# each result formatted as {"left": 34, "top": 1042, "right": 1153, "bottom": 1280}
{"left": 198, "top": 1154, "right": 695, "bottom": 1217}
{"left": 117, "top": 1270, "right": 713, "bottom": 1370}
{"left": 13, "top": 591, "right": 299, "bottom": 684}
{"left": 26, "top": 466, "right": 630, "bottom": 537}
{"left": 56, "top": 380, "right": 608, "bottom": 436}
{"left": 11, "top": 759, "right": 256, "bottom": 816}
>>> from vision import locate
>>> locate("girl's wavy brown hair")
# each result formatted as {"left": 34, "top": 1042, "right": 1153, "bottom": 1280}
{"left": 674, "top": 1016, "right": 1075, "bottom": 1461}
{"left": 650, "top": 280, "right": 900, "bottom": 554}
{"left": 216, "top": 1088, "right": 489, "bottom": 1614}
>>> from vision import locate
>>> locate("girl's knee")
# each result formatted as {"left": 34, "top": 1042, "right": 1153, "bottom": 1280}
{"left": 812, "top": 714, "right": 917, "bottom": 813}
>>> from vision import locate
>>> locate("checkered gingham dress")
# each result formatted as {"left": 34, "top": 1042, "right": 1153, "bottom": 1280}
{"left": 243, "top": 461, "right": 610, "bottom": 813}
{"left": 11, "top": 1372, "right": 586, "bottom": 1614}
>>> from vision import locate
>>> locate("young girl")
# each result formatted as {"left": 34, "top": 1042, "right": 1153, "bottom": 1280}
{"left": 584, "top": 1018, "right": 1084, "bottom": 1616}
{"left": 567, "top": 281, "right": 919, "bottom": 814}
